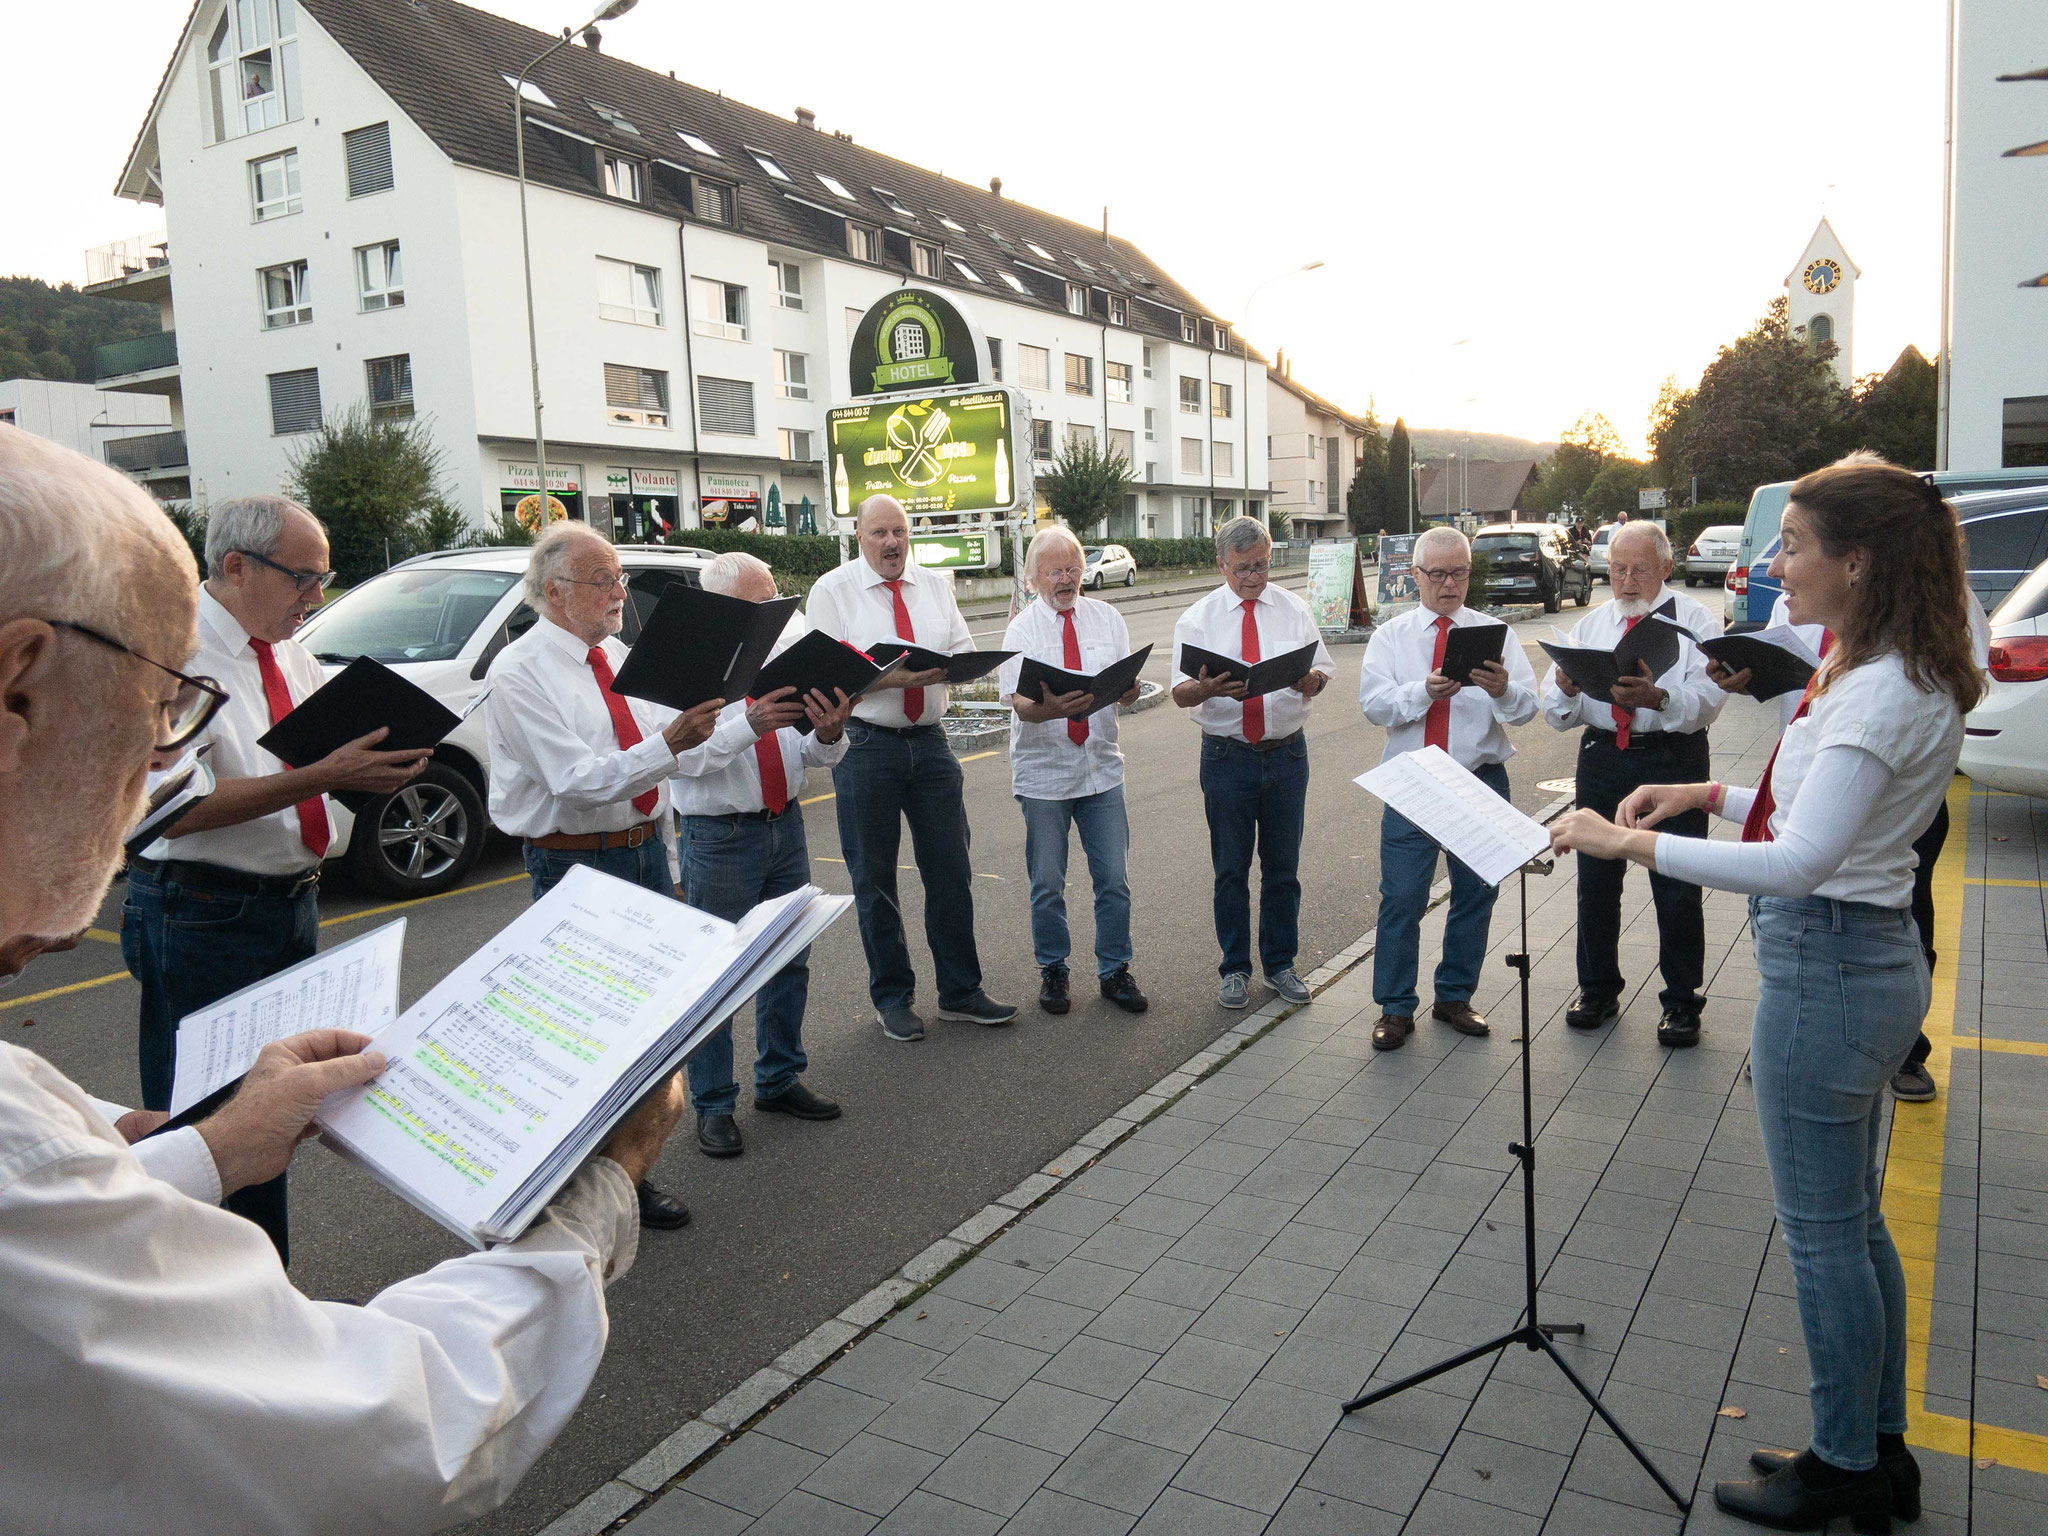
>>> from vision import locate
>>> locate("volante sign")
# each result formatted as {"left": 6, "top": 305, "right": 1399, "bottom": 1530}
{"left": 846, "top": 287, "right": 990, "bottom": 397}
{"left": 827, "top": 387, "right": 1022, "bottom": 523}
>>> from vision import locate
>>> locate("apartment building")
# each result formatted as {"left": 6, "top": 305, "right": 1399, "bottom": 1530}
{"left": 0, "top": 377, "right": 178, "bottom": 495}
{"left": 1266, "top": 359, "right": 1372, "bottom": 538}
{"left": 90, "top": 0, "right": 1268, "bottom": 537}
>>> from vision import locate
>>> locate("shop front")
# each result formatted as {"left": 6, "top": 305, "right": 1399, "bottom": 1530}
{"left": 499, "top": 460, "right": 584, "bottom": 530}
{"left": 698, "top": 470, "right": 761, "bottom": 531}
{"left": 605, "top": 466, "right": 682, "bottom": 543}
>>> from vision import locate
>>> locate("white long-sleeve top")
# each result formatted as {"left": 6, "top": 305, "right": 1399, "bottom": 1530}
{"left": 999, "top": 595, "right": 1132, "bottom": 801}
{"left": 0, "top": 1040, "right": 637, "bottom": 1536}
{"left": 1358, "top": 604, "right": 1538, "bottom": 768}
{"left": 1170, "top": 582, "right": 1335, "bottom": 742}
{"left": 804, "top": 558, "right": 974, "bottom": 729}
{"left": 1653, "top": 653, "right": 1963, "bottom": 907}
{"left": 1541, "top": 586, "right": 1726, "bottom": 736}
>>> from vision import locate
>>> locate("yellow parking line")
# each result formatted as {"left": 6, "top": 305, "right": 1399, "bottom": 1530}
{"left": 1953, "top": 1035, "right": 2048, "bottom": 1058}
{"left": 1, "top": 970, "right": 132, "bottom": 1012}
{"left": 1963, "top": 877, "right": 2045, "bottom": 888}
{"left": 84, "top": 928, "right": 121, "bottom": 945}
{"left": 319, "top": 871, "right": 527, "bottom": 930}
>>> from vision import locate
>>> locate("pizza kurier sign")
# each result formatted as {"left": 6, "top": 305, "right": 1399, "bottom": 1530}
{"left": 847, "top": 286, "right": 990, "bottom": 396}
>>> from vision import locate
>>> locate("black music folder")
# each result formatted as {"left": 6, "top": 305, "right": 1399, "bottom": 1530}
{"left": 1439, "top": 623, "right": 1507, "bottom": 687}
{"left": 610, "top": 585, "right": 802, "bottom": 712}
{"left": 1537, "top": 615, "right": 1687, "bottom": 706}
{"left": 256, "top": 657, "right": 461, "bottom": 811}
{"left": 1176, "top": 639, "right": 1322, "bottom": 698}
{"left": 750, "top": 631, "right": 887, "bottom": 733}
{"left": 1696, "top": 632, "right": 1819, "bottom": 702}
{"left": 865, "top": 641, "right": 1015, "bottom": 683}
{"left": 1014, "top": 643, "right": 1155, "bottom": 708}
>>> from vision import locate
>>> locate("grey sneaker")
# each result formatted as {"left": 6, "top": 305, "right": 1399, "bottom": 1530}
{"left": 1891, "top": 1061, "right": 1937, "bottom": 1102}
{"left": 1268, "top": 968, "right": 1312, "bottom": 1005}
{"left": 878, "top": 1006, "right": 925, "bottom": 1042}
{"left": 936, "top": 989, "right": 1018, "bottom": 1026}
{"left": 1218, "top": 971, "right": 1253, "bottom": 1010}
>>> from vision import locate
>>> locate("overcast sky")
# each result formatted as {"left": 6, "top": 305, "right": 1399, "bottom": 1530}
{"left": 3, "top": 0, "right": 1948, "bottom": 457}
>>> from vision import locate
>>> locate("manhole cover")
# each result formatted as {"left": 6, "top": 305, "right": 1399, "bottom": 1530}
{"left": 1537, "top": 778, "right": 1576, "bottom": 795}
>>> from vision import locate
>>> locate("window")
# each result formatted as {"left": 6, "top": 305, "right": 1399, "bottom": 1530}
{"left": 1065, "top": 353, "right": 1094, "bottom": 397}
{"left": 603, "top": 363, "right": 670, "bottom": 427}
{"left": 1018, "top": 344, "right": 1050, "bottom": 392}
{"left": 846, "top": 306, "right": 863, "bottom": 341}
{"left": 846, "top": 223, "right": 879, "bottom": 262}
{"left": 1182, "top": 495, "right": 1206, "bottom": 536}
{"left": 697, "top": 375, "right": 755, "bottom": 436}
{"left": 772, "top": 259, "right": 804, "bottom": 310}
{"left": 776, "top": 350, "right": 809, "bottom": 400}
{"left": 1214, "top": 441, "right": 1234, "bottom": 476}
{"left": 998, "top": 270, "right": 1028, "bottom": 295}
{"left": 1108, "top": 428, "right": 1135, "bottom": 464}
{"left": 344, "top": 122, "right": 393, "bottom": 198}
{"left": 778, "top": 427, "right": 814, "bottom": 461}
{"left": 874, "top": 187, "right": 915, "bottom": 217}
{"left": 1181, "top": 315, "right": 1198, "bottom": 344}
{"left": 1030, "top": 418, "right": 1054, "bottom": 460}
{"left": 1211, "top": 381, "right": 1233, "bottom": 419}
{"left": 1212, "top": 324, "right": 1230, "bottom": 353}
{"left": 1143, "top": 407, "right": 1156, "bottom": 441}
{"left": 935, "top": 213, "right": 965, "bottom": 232}
{"left": 911, "top": 240, "right": 942, "bottom": 278}
{"left": 747, "top": 147, "right": 791, "bottom": 180}
{"left": 260, "top": 260, "right": 311, "bottom": 328}
{"left": 365, "top": 353, "right": 413, "bottom": 419}
{"left": 1809, "top": 313, "right": 1834, "bottom": 345}
{"left": 356, "top": 240, "right": 403, "bottom": 311}
{"left": 205, "top": 0, "right": 300, "bottom": 142}
{"left": 676, "top": 129, "right": 718, "bottom": 156}
{"left": 1142, "top": 343, "right": 1154, "bottom": 379}
{"left": 268, "top": 367, "right": 321, "bottom": 434}
{"left": 1179, "top": 376, "right": 1201, "bottom": 414}
{"left": 1028, "top": 242, "right": 1056, "bottom": 262}
{"left": 690, "top": 277, "right": 748, "bottom": 341}
{"left": 1108, "top": 295, "right": 1127, "bottom": 326}
{"left": 1307, "top": 480, "right": 1321, "bottom": 503}
{"left": 1305, "top": 433, "right": 1317, "bottom": 456}
{"left": 586, "top": 101, "right": 638, "bottom": 135}
{"left": 816, "top": 172, "right": 854, "bottom": 200}
{"left": 1066, "top": 281, "right": 1088, "bottom": 316}
{"left": 249, "top": 149, "right": 300, "bottom": 220}
{"left": 1067, "top": 423, "right": 1097, "bottom": 451}
{"left": 692, "top": 179, "right": 733, "bottom": 224}
{"left": 1214, "top": 497, "right": 1235, "bottom": 520}
{"left": 1145, "top": 461, "right": 1157, "bottom": 483}
{"left": 950, "top": 258, "right": 983, "bottom": 284}
{"left": 505, "top": 74, "right": 554, "bottom": 107}
{"left": 601, "top": 152, "right": 644, "bottom": 202}
{"left": 597, "top": 257, "right": 660, "bottom": 325}
{"left": 989, "top": 338, "right": 1003, "bottom": 381}
{"left": 1106, "top": 360, "right": 1132, "bottom": 404}
{"left": 1180, "top": 437, "right": 1203, "bottom": 475}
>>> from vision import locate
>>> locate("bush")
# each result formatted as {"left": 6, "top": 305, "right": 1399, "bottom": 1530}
{"left": 158, "top": 500, "right": 207, "bottom": 576}
{"left": 285, "top": 405, "right": 460, "bottom": 584}
{"left": 1667, "top": 500, "right": 1749, "bottom": 567}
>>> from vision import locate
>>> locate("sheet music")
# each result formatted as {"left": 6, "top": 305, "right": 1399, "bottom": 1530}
{"left": 168, "top": 920, "right": 407, "bottom": 1116}
{"left": 1355, "top": 746, "right": 1552, "bottom": 886}
{"left": 1738, "top": 623, "right": 1824, "bottom": 668}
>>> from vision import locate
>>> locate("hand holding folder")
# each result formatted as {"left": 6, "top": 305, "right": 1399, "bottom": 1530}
{"left": 865, "top": 641, "right": 1015, "bottom": 685}
{"left": 256, "top": 657, "right": 458, "bottom": 811}
{"left": 1176, "top": 639, "right": 1322, "bottom": 698}
{"left": 609, "top": 585, "right": 802, "bottom": 712}
{"left": 1537, "top": 615, "right": 1687, "bottom": 706}
{"left": 1014, "top": 644, "right": 1154, "bottom": 714}
{"left": 1437, "top": 624, "right": 1507, "bottom": 688}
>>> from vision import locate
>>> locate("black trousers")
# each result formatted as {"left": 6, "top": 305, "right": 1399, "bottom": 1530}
{"left": 1574, "top": 728, "right": 1713, "bottom": 1014}
{"left": 1903, "top": 800, "right": 1951, "bottom": 1071}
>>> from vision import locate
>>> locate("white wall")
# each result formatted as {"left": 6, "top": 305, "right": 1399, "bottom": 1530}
{"left": 0, "top": 379, "right": 171, "bottom": 457}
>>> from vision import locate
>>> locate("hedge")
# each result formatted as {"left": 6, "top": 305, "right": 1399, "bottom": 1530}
{"left": 1666, "top": 500, "right": 1750, "bottom": 567}
{"left": 664, "top": 528, "right": 1222, "bottom": 583}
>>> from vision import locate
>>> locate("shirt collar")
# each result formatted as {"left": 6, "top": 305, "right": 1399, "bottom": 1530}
{"left": 857, "top": 558, "right": 912, "bottom": 590}
{"left": 1222, "top": 582, "right": 1273, "bottom": 609}
{"left": 197, "top": 584, "right": 259, "bottom": 658}
{"left": 540, "top": 613, "right": 605, "bottom": 661}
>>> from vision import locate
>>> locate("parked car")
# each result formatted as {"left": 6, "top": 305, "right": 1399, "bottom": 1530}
{"left": 289, "top": 542, "right": 717, "bottom": 897}
{"left": 1471, "top": 523, "right": 1592, "bottom": 613}
{"left": 1588, "top": 524, "right": 1616, "bottom": 581}
{"left": 1084, "top": 544, "right": 1137, "bottom": 589}
{"left": 1682, "top": 524, "right": 1743, "bottom": 587}
{"left": 1961, "top": 556, "right": 2048, "bottom": 799}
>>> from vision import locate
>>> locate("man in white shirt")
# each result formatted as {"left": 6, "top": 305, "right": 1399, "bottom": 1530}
{"left": 486, "top": 520, "right": 728, "bottom": 1227}
{"left": 805, "top": 495, "right": 1016, "bottom": 1041}
{"left": 1172, "top": 516, "right": 1335, "bottom": 1011}
{"left": 1542, "top": 520, "right": 1725, "bottom": 1046}
{"left": 672, "top": 554, "right": 855, "bottom": 1159}
{"left": 1358, "top": 526, "right": 1539, "bottom": 1050}
{"left": 0, "top": 428, "right": 687, "bottom": 1533}
{"left": 1000, "top": 525, "right": 1148, "bottom": 1017}
{"left": 123, "top": 495, "right": 435, "bottom": 1261}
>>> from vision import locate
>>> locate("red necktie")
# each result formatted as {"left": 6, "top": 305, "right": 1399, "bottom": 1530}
{"left": 1424, "top": 615, "right": 1452, "bottom": 752}
{"left": 249, "top": 638, "right": 330, "bottom": 858}
{"left": 1061, "top": 607, "right": 1088, "bottom": 746}
{"left": 754, "top": 727, "right": 789, "bottom": 815}
{"left": 1240, "top": 599, "right": 1265, "bottom": 743}
{"left": 586, "top": 645, "right": 659, "bottom": 817}
{"left": 1610, "top": 614, "right": 1644, "bottom": 749}
{"left": 884, "top": 579, "right": 924, "bottom": 725}
{"left": 1741, "top": 629, "right": 1832, "bottom": 843}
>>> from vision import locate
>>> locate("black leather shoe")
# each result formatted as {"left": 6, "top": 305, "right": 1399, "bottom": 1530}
{"left": 1749, "top": 1446, "right": 1920, "bottom": 1521}
{"left": 696, "top": 1112, "right": 743, "bottom": 1158}
{"left": 1656, "top": 1008, "right": 1703, "bottom": 1048}
{"left": 1099, "top": 967, "right": 1149, "bottom": 1013}
{"left": 1566, "top": 993, "right": 1620, "bottom": 1030}
{"left": 755, "top": 1082, "right": 841, "bottom": 1120}
{"left": 1039, "top": 964, "right": 1071, "bottom": 1015}
{"left": 636, "top": 1179, "right": 691, "bottom": 1230}
{"left": 1713, "top": 1455, "right": 1893, "bottom": 1533}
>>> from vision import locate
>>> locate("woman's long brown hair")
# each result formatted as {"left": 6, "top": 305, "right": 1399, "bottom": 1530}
{"left": 1788, "top": 452, "right": 1984, "bottom": 713}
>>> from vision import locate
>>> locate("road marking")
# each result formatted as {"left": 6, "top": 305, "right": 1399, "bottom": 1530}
{"left": 1963, "top": 877, "right": 2045, "bottom": 888}
{"left": 1, "top": 970, "right": 131, "bottom": 1012}
{"left": 320, "top": 871, "right": 529, "bottom": 930}
{"left": 84, "top": 928, "right": 120, "bottom": 945}
{"left": 1952, "top": 1035, "right": 2048, "bottom": 1057}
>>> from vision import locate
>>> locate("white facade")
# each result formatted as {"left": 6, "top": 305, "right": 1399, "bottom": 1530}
{"left": 1942, "top": 0, "right": 2048, "bottom": 470}
{"left": 0, "top": 378, "right": 171, "bottom": 458}
{"left": 1265, "top": 365, "right": 1368, "bottom": 539}
{"left": 1784, "top": 217, "right": 1857, "bottom": 388}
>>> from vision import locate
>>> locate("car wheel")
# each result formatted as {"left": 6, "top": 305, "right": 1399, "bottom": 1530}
{"left": 1124, "top": 567, "right": 1136, "bottom": 587}
{"left": 1542, "top": 585, "right": 1561, "bottom": 614}
{"left": 346, "top": 761, "right": 486, "bottom": 899}
{"left": 1574, "top": 580, "right": 1589, "bottom": 607}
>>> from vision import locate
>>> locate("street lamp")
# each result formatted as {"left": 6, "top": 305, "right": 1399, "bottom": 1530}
{"left": 513, "top": 0, "right": 639, "bottom": 523}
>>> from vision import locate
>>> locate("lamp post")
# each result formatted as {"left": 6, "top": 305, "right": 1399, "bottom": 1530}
{"left": 513, "top": 0, "right": 639, "bottom": 524}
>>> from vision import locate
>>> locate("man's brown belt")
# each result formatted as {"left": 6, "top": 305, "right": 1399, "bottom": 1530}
{"left": 528, "top": 820, "right": 660, "bottom": 852}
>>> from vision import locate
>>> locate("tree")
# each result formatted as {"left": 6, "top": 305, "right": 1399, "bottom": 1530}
{"left": 1346, "top": 406, "right": 1390, "bottom": 536}
{"left": 1845, "top": 347, "right": 1937, "bottom": 470}
{"left": 1581, "top": 458, "right": 1655, "bottom": 523}
{"left": 1038, "top": 436, "right": 1133, "bottom": 533}
{"left": 1382, "top": 418, "right": 1413, "bottom": 532}
{"left": 1525, "top": 410, "right": 1623, "bottom": 518}
{"left": 0, "top": 276, "right": 160, "bottom": 383}
{"left": 285, "top": 405, "right": 459, "bottom": 583}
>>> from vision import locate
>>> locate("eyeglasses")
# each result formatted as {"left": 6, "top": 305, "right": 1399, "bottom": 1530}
{"left": 47, "top": 620, "right": 230, "bottom": 751}
{"left": 1039, "top": 565, "right": 1084, "bottom": 581}
{"left": 235, "top": 548, "right": 337, "bottom": 593}
{"left": 1608, "top": 563, "right": 1663, "bottom": 581}
{"left": 1226, "top": 562, "right": 1271, "bottom": 578}
{"left": 1416, "top": 565, "right": 1470, "bottom": 583}
{"left": 557, "top": 571, "right": 628, "bottom": 594}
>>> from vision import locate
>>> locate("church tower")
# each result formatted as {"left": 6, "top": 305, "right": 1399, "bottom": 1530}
{"left": 1785, "top": 218, "right": 1859, "bottom": 387}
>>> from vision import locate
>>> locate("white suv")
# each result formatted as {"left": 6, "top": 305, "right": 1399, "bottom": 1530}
{"left": 290, "top": 542, "right": 716, "bottom": 897}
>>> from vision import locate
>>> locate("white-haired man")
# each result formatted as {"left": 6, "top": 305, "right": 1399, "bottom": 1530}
{"left": 1543, "top": 519, "right": 1724, "bottom": 1046}
{"left": 1172, "top": 515, "right": 1334, "bottom": 1011}
{"left": 485, "top": 520, "right": 729, "bottom": 1228}
{"left": 122, "top": 494, "right": 434, "bottom": 1262}
{"left": 1001, "top": 525, "right": 1148, "bottom": 1017}
{"left": 671, "top": 552, "right": 855, "bottom": 1158}
{"left": 805, "top": 494, "right": 1015, "bottom": 1041}
{"left": 1358, "top": 526, "right": 1538, "bottom": 1050}
{"left": 0, "top": 428, "right": 687, "bottom": 1532}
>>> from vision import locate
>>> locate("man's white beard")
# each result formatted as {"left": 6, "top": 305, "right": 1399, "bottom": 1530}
{"left": 1613, "top": 594, "right": 1654, "bottom": 619}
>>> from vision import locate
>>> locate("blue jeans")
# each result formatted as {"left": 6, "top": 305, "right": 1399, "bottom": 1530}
{"left": 521, "top": 836, "right": 673, "bottom": 902}
{"left": 1373, "top": 761, "right": 1509, "bottom": 1017}
{"left": 831, "top": 723, "right": 982, "bottom": 1012}
{"left": 121, "top": 862, "right": 318, "bottom": 1263}
{"left": 1198, "top": 732, "right": 1310, "bottom": 978}
{"left": 678, "top": 812, "right": 812, "bottom": 1114}
{"left": 1019, "top": 785, "right": 1133, "bottom": 977}
{"left": 1749, "top": 894, "right": 1928, "bottom": 1471}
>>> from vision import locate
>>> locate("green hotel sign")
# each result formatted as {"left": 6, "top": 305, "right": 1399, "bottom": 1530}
{"left": 847, "top": 286, "right": 988, "bottom": 397}
{"left": 828, "top": 388, "right": 1020, "bottom": 523}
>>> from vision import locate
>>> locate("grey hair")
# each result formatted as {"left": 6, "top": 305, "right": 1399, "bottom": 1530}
{"left": 702, "top": 550, "right": 775, "bottom": 596}
{"left": 1214, "top": 515, "right": 1271, "bottom": 561}
{"left": 856, "top": 493, "right": 905, "bottom": 530}
{"left": 524, "top": 520, "right": 613, "bottom": 609}
{"left": 1413, "top": 526, "right": 1469, "bottom": 566}
{"left": 204, "top": 495, "right": 322, "bottom": 579}
{"left": 1610, "top": 519, "right": 1672, "bottom": 565}
{"left": 1025, "top": 523, "right": 1085, "bottom": 580}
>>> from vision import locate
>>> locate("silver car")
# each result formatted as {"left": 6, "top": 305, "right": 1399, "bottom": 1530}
{"left": 1683, "top": 524, "right": 1744, "bottom": 587}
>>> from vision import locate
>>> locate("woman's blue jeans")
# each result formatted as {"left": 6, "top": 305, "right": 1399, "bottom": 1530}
{"left": 1748, "top": 894, "right": 1929, "bottom": 1471}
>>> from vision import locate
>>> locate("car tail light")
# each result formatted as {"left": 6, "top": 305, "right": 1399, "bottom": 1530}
{"left": 1989, "top": 635, "right": 2048, "bottom": 683}
{"left": 1725, "top": 566, "right": 1748, "bottom": 595}
{"left": 1689, "top": 541, "right": 1703, "bottom": 557}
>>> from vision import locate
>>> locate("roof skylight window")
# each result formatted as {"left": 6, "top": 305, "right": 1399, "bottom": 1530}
{"left": 587, "top": 102, "right": 639, "bottom": 134}
{"left": 1026, "top": 242, "right": 1056, "bottom": 262}
{"left": 950, "top": 258, "right": 983, "bottom": 283}
{"left": 873, "top": 187, "right": 915, "bottom": 217}
{"left": 817, "top": 172, "right": 855, "bottom": 200}
{"left": 747, "top": 147, "right": 791, "bottom": 181}
{"left": 998, "top": 270, "right": 1028, "bottom": 294}
{"left": 935, "top": 213, "right": 965, "bottom": 232}
{"left": 505, "top": 75, "right": 555, "bottom": 107}
{"left": 676, "top": 129, "right": 719, "bottom": 156}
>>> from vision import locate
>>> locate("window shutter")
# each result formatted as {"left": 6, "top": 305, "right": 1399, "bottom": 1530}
{"left": 268, "top": 368, "right": 323, "bottom": 434}
{"left": 344, "top": 122, "right": 394, "bottom": 197}
{"left": 698, "top": 376, "right": 755, "bottom": 436}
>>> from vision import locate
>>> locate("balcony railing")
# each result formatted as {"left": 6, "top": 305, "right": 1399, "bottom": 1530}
{"left": 95, "top": 330, "right": 179, "bottom": 382}
{"left": 86, "top": 233, "right": 170, "bottom": 287}
{"left": 104, "top": 431, "right": 188, "bottom": 474}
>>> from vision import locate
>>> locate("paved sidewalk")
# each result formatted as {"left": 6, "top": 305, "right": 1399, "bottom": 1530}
{"left": 599, "top": 697, "right": 2048, "bottom": 1535}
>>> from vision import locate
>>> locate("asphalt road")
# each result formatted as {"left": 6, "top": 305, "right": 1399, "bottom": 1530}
{"left": 4, "top": 586, "right": 1592, "bottom": 1536}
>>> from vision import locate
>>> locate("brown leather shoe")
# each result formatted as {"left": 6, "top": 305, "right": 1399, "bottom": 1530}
{"left": 1371, "top": 1013, "right": 1414, "bottom": 1051}
{"left": 1432, "top": 1000, "right": 1491, "bottom": 1037}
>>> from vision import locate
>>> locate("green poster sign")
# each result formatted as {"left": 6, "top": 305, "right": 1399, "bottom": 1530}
{"left": 846, "top": 286, "right": 988, "bottom": 398}
{"left": 910, "top": 532, "right": 996, "bottom": 570}
{"left": 828, "top": 387, "right": 1020, "bottom": 522}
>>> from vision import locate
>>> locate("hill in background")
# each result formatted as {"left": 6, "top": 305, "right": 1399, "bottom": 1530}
{"left": 0, "top": 275, "right": 160, "bottom": 385}
{"left": 1406, "top": 428, "right": 1557, "bottom": 463}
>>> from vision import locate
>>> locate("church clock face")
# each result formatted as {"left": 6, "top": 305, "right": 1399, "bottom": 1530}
{"left": 1803, "top": 258, "right": 1842, "bottom": 295}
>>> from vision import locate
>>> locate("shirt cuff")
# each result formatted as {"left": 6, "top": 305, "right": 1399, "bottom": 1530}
{"left": 131, "top": 1126, "right": 223, "bottom": 1205}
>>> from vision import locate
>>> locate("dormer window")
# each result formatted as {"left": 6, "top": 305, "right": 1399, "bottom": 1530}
{"left": 1181, "top": 315, "right": 1199, "bottom": 344}
{"left": 1108, "top": 294, "right": 1127, "bottom": 326}
{"left": 912, "top": 240, "right": 942, "bottom": 279}
{"left": 1212, "top": 323, "right": 1230, "bottom": 352}
{"left": 846, "top": 223, "right": 879, "bottom": 263}
{"left": 204, "top": 0, "right": 301, "bottom": 143}
{"left": 602, "top": 152, "right": 644, "bottom": 202}
{"left": 1066, "top": 282, "right": 1087, "bottom": 316}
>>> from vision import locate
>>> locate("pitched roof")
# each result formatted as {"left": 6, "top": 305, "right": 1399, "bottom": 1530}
{"left": 1413, "top": 459, "right": 1539, "bottom": 519}
{"left": 285, "top": 0, "right": 1242, "bottom": 351}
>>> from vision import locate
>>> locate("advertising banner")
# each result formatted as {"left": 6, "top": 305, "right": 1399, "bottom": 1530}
{"left": 1307, "top": 539, "right": 1358, "bottom": 630}
{"left": 846, "top": 286, "right": 990, "bottom": 397}
{"left": 501, "top": 461, "right": 579, "bottom": 494}
{"left": 910, "top": 531, "right": 998, "bottom": 570}
{"left": 1377, "top": 534, "right": 1419, "bottom": 613}
{"left": 827, "top": 387, "right": 1021, "bottom": 523}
